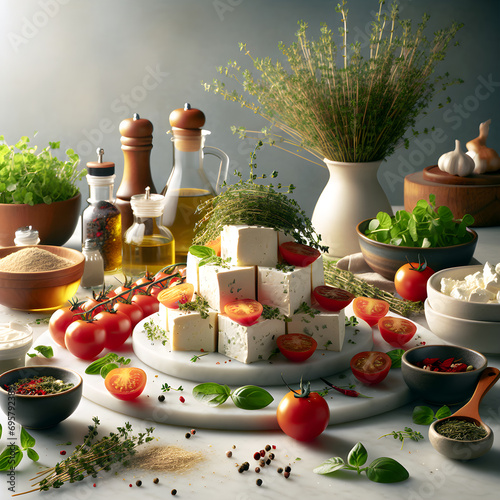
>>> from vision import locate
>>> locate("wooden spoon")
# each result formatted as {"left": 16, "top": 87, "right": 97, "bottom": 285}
{"left": 429, "top": 367, "right": 500, "bottom": 460}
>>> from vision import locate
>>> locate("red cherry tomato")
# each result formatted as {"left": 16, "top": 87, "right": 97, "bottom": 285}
{"left": 378, "top": 316, "right": 417, "bottom": 348}
{"left": 132, "top": 276, "right": 154, "bottom": 294}
{"left": 94, "top": 310, "right": 132, "bottom": 350}
{"left": 313, "top": 286, "right": 355, "bottom": 312}
{"left": 394, "top": 262, "right": 434, "bottom": 303}
{"left": 82, "top": 297, "right": 107, "bottom": 316}
{"left": 48, "top": 302, "right": 84, "bottom": 348}
{"left": 276, "top": 334, "right": 317, "bottom": 362}
{"left": 65, "top": 320, "right": 106, "bottom": 360}
{"left": 279, "top": 241, "right": 320, "bottom": 267}
{"left": 157, "top": 283, "right": 194, "bottom": 309}
{"left": 104, "top": 367, "right": 147, "bottom": 401}
{"left": 224, "top": 299, "right": 263, "bottom": 326}
{"left": 352, "top": 297, "right": 389, "bottom": 326}
{"left": 113, "top": 301, "right": 144, "bottom": 329}
{"left": 350, "top": 351, "right": 391, "bottom": 385}
{"left": 277, "top": 386, "right": 330, "bottom": 441}
{"left": 132, "top": 293, "right": 160, "bottom": 317}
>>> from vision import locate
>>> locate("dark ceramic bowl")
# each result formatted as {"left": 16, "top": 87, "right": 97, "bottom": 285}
{"left": 356, "top": 219, "right": 478, "bottom": 280}
{"left": 401, "top": 345, "right": 487, "bottom": 405}
{"left": 0, "top": 365, "right": 82, "bottom": 429}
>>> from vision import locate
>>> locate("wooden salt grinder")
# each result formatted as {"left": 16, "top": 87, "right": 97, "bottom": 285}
{"left": 116, "top": 113, "right": 157, "bottom": 235}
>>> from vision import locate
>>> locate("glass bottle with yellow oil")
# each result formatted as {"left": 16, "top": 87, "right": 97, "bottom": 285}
{"left": 161, "top": 103, "right": 229, "bottom": 263}
{"left": 122, "top": 187, "right": 175, "bottom": 278}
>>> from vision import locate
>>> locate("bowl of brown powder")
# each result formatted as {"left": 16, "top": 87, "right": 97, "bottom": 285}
{"left": 0, "top": 246, "right": 84, "bottom": 311}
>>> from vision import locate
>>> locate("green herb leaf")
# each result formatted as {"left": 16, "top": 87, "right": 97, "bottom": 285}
{"left": 27, "top": 345, "right": 54, "bottom": 358}
{"left": 435, "top": 405, "right": 451, "bottom": 420}
{"left": 85, "top": 353, "right": 119, "bottom": 374}
{"left": 20, "top": 427, "right": 36, "bottom": 450}
{"left": 192, "top": 383, "right": 231, "bottom": 407}
{"left": 313, "top": 456, "right": 347, "bottom": 474}
{"left": 365, "top": 457, "right": 409, "bottom": 483}
{"left": 100, "top": 363, "right": 119, "bottom": 379}
{"left": 26, "top": 448, "right": 40, "bottom": 462}
{"left": 387, "top": 349, "right": 405, "bottom": 369}
{"left": 347, "top": 442, "right": 368, "bottom": 467}
{"left": 189, "top": 245, "right": 215, "bottom": 260}
{"left": 0, "top": 424, "right": 2, "bottom": 439}
{"left": 230, "top": 385, "right": 274, "bottom": 410}
{"left": 412, "top": 405, "right": 435, "bottom": 425}
{"left": 0, "top": 446, "right": 23, "bottom": 471}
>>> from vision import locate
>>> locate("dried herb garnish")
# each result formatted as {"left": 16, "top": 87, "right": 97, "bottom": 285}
{"left": 5, "top": 376, "right": 74, "bottom": 395}
{"left": 178, "top": 295, "right": 211, "bottom": 319}
{"left": 435, "top": 419, "right": 488, "bottom": 441}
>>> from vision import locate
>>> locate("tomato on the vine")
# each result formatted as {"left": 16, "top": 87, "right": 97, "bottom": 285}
{"left": 276, "top": 334, "right": 317, "bottom": 362}
{"left": 113, "top": 300, "right": 144, "bottom": 329}
{"left": 279, "top": 242, "right": 320, "bottom": 267}
{"left": 104, "top": 367, "right": 147, "bottom": 401}
{"left": 224, "top": 299, "right": 263, "bottom": 326}
{"left": 132, "top": 293, "right": 159, "bottom": 317}
{"left": 132, "top": 275, "right": 154, "bottom": 293}
{"left": 352, "top": 297, "right": 389, "bottom": 326}
{"left": 277, "top": 380, "right": 330, "bottom": 441}
{"left": 157, "top": 283, "right": 194, "bottom": 309}
{"left": 378, "top": 317, "right": 417, "bottom": 348}
{"left": 65, "top": 320, "right": 106, "bottom": 360}
{"left": 94, "top": 310, "right": 132, "bottom": 350}
{"left": 394, "top": 261, "right": 434, "bottom": 303}
{"left": 82, "top": 297, "right": 107, "bottom": 316}
{"left": 350, "top": 351, "right": 391, "bottom": 385}
{"left": 313, "top": 286, "right": 355, "bottom": 312}
{"left": 49, "top": 300, "right": 84, "bottom": 348}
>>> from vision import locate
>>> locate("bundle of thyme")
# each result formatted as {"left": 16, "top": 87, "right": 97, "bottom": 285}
{"left": 204, "top": 0, "right": 462, "bottom": 164}
{"left": 193, "top": 141, "right": 327, "bottom": 252}
{"left": 324, "top": 260, "right": 423, "bottom": 317}
{"left": 17, "top": 417, "right": 154, "bottom": 495}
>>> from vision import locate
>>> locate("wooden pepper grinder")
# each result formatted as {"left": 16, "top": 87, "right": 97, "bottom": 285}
{"left": 116, "top": 113, "right": 157, "bottom": 235}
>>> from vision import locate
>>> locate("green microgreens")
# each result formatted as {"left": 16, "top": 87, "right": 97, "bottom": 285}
{"left": 27, "top": 345, "right": 54, "bottom": 359}
{"left": 161, "top": 383, "right": 183, "bottom": 393}
{"left": 190, "top": 352, "right": 209, "bottom": 363}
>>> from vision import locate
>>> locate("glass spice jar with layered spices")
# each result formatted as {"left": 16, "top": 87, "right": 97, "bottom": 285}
{"left": 82, "top": 148, "right": 122, "bottom": 273}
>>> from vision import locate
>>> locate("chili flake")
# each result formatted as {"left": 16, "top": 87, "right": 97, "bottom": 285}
{"left": 5, "top": 376, "right": 74, "bottom": 395}
{"left": 415, "top": 357, "right": 474, "bottom": 373}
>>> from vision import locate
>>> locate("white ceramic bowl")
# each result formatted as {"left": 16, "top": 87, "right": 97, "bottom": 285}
{"left": 427, "top": 265, "right": 500, "bottom": 322}
{"left": 425, "top": 299, "right": 500, "bottom": 354}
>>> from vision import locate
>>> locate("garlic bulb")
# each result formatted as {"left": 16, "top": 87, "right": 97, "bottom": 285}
{"left": 466, "top": 119, "right": 500, "bottom": 174}
{"left": 438, "top": 140, "right": 475, "bottom": 177}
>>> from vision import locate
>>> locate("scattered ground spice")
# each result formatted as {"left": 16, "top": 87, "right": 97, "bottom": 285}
{"left": 127, "top": 445, "right": 204, "bottom": 473}
{"left": 0, "top": 247, "right": 73, "bottom": 272}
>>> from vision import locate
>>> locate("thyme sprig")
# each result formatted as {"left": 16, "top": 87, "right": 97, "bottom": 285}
{"left": 193, "top": 142, "right": 327, "bottom": 252}
{"left": 17, "top": 417, "right": 154, "bottom": 495}
{"left": 379, "top": 427, "right": 424, "bottom": 449}
{"left": 324, "top": 260, "right": 423, "bottom": 317}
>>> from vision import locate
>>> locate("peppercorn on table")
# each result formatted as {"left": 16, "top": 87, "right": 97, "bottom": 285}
{"left": 1, "top": 224, "right": 499, "bottom": 499}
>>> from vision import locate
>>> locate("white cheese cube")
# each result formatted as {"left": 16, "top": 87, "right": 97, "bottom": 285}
{"left": 168, "top": 308, "right": 218, "bottom": 352}
{"left": 186, "top": 251, "right": 201, "bottom": 294}
{"left": 450, "top": 285, "right": 471, "bottom": 301}
{"left": 440, "top": 277, "right": 461, "bottom": 296}
{"left": 287, "top": 307, "right": 345, "bottom": 351}
{"left": 221, "top": 225, "right": 278, "bottom": 267}
{"left": 198, "top": 264, "right": 256, "bottom": 311}
{"left": 469, "top": 287, "right": 495, "bottom": 303}
{"left": 311, "top": 253, "right": 325, "bottom": 291}
{"left": 483, "top": 262, "right": 500, "bottom": 294}
{"left": 257, "top": 266, "right": 311, "bottom": 316}
{"left": 218, "top": 315, "right": 284, "bottom": 363}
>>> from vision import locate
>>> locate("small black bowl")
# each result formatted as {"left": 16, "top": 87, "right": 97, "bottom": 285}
{"left": 401, "top": 345, "right": 487, "bottom": 405}
{"left": 0, "top": 365, "right": 82, "bottom": 429}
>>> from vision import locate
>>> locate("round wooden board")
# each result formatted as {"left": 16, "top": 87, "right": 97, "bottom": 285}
{"left": 404, "top": 171, "right": 500, "bottom": 227}
{"left": 423, "top": 165, "right": 500, "bottom": 186}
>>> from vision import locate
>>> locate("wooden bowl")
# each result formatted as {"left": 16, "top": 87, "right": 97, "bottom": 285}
{"left": 0, "top": 193, "right": 81, "bottom": 247}
{"left": 356, "top": 219, "right": 478, "bottom": 280}
{"left": 0, "top": 246, "right": 84, "bottom": 311}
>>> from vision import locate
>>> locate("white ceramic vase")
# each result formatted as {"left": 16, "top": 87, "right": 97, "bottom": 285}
{"left": 311, "top": 159, "right": 393, "bottom": 258}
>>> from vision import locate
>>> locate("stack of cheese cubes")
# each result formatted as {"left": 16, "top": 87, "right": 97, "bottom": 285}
{"left": 158, "top": 225, "right": 345, "bottom": 364}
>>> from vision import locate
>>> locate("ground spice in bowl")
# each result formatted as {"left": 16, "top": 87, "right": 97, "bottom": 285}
{"left": 435, "top": 418, "right": 488, "bottom": 441}
{"left": 0, "top": 247, "right": 73, "bottom": 272}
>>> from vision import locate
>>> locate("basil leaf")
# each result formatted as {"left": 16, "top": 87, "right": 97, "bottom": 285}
{"left": 435, "top": 405, "right": 451, "bottom": 420}
{"left": 27, "top": 345, "right": 54, "bottom": 358}
{"left": 0, "top": 424, "right": 2, "bottom": 439}
{"left": 366, "top": 457, "right": 409, "bottom": 483}
{"left": 412, "top": 405, "right": 435, "bottom": 425}
{"left": 0, "top": 446, "right": 23, "bottom": 471}
{"left": 231, "top": 385, "right": 274, "bottom": 410}
{"left": 100, "top": 363, "right": 119, "bottom": 379}
{"left": 189, "top": 245, "right": 215, "bottom": 260}
{"left": 387, "top": 349, "right": 405, "bottom": 369}
{"left": 347, "top": 442, "right": 368, "bottom": 467}
{"left": 313, "top": 457, "right": 347, "bottom": 475}
{"left": 26, "top": 448, "right": 40, "bottom": 462}
{"left": 20, "top": 427, "right": 36, "bottom": 450}
{"left": 85, "top": 353, "right": 119, "bottom": 374}
{"left": 192, "top": 383, "right": 231, "bottom": 407}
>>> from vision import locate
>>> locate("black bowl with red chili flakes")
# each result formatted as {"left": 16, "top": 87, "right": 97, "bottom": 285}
{"left": 401, "top": 345, "right": 487, "bottom": 405}
{"left": 0, "top": 365, "right": 82, "bottom": 429}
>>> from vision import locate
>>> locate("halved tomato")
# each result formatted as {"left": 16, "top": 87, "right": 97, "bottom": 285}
{"left": 104, "top": 367, "right": 147, "bottom": 401}
{"left": 157, "top": 283, "right": 194, "bottom": 309}
{"left": 224, "top": 299, "right": 263, "bottom": 326}
{"left": 350, "top": 351, "right": 391, "bottom": 385}
{"left": 279, "top": 242, "right": 320, "bottom": 267}
{"left": 313, "top": 286, "right": 355, "bottom": 312}
{"left": 277, "top": 333, "right": 317, "bottom": 362}
{"left": 352, "top": 297, "right": 389, "bottom": 326}
{"left": 378, "top": 317, "right": 417, "bottom": 348}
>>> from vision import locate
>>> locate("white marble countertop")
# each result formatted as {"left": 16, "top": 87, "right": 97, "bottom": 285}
{"left": 1, "top": 224, "right": 500, "bottom": 499}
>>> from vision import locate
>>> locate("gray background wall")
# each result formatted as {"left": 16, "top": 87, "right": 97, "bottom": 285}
{"left": 1, "top": 0, "right": 499, "bottom": 220}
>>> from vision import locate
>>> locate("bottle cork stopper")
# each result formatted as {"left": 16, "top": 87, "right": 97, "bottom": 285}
{"left": 86, "top": 148, "right": 115, "bottom": 176}
{"left": 169, "top": 104, "right": 206, "bottom": 152}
